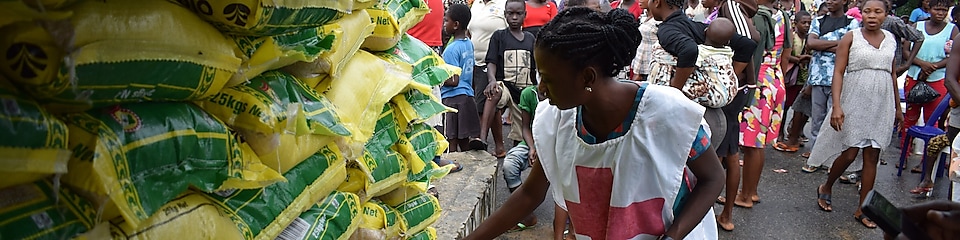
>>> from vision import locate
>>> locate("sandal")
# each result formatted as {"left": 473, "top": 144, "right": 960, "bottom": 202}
{"left": 773, "top": 142, "right": 800, "bottom": 152}
{"left": 436, "top": 159, "right": 463, "bottom": 173}
{"left": 801, "top": 165, "right": 820, "bottom": 173}
{"left": 801, "top": 152, "right": 811, "bottom": 158}
{"left": 507, "top": 221, "right": 536, "bottom": 233}
{"left": 910, "top": 186, "right": 933, "bottom": 195}
{"left": 855, "top": 214, "right": 878, "bottom": 229}
{"left": 839, "top": 172, "right": 859, "bottom": 184}
{"left": 468, "top": 138, "right": 488, "bottom": 151}
{"left": 817, "top": 185, "right": 832, "bottom": 212}
{"left": 910, "top": 166, "right": 923, "bottom": 173}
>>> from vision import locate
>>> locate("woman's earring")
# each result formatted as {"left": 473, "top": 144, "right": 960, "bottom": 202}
{"left": 585, "top": 87, "right": 593, "bottom": 92}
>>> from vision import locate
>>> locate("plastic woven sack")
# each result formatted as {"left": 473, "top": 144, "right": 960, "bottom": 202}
{"left": 373, "top": 34, "right": 460, "bottom": 87}
{"left": 199, "top": 70, "right": 350, "bottom": 137}
{"left": 170, "top": 0, "right": 355, "bottom": 36}
{"left": 349, "top": 200, "right": 406, "bottom": 240}
{"left": 95, "top": 190, "right": 251, "bottom": 240}
{"left": 391, "top": 192, "right": 441, "bottom": 235}
{"left": 283, "top": 10, "right": 375, "bottom": 82}
{"left": 323, "top": 50, "right": 413, "bottom": 143}
{"left": 0, "top": 180, "right": 97, "bottom": 240}
{"left": 276, "top": 191, "right": 362, "bottom": 240}
{"left": 242, "top": 129, "right": 337, "bottom": 174}
{"left": 391, "top": 88, "right": 452, "bottom": 125}
{"left": 361, "top": 0, "right": 429, "bottom": 51}
{"left": 0, "top": 78, "right": 70, "bottom": 189}
{"left": 230, "top": 27, "right": 337, "bottom": 84}
{"left": 407, "top": 227, "right": 437, "bottom": 240}
{"left": 0, "top": 0, "right": 71, "bottom": 28}
{"left": 397, "top": 123, "right": 450, "bottom": 183}
{"left": 61, "top": 102, "right": 283, "bottom": 228}
{"left": 7, "top": 0, "right": 242, "bottom": 112}
{"left": 203, "top": 143, "right": 348, "bottom": 240}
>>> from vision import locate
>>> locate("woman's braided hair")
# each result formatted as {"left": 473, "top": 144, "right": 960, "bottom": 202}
{"left": 535, "top": 7, "right": 641, "bottom": 76}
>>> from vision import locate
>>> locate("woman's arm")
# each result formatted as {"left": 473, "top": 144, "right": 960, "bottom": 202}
{"left": 443, "top": 75, "right": 460, "bottom": 87}
{"left": 657, "top": 25, "right": 701, "bottom": 89}
{"left": 665, "top": 147, "right": 724, "bottom": 239}
{"left": 829, "top": 33, "right": 853, "bottom": 131}
{"left": 807, "top": 34, "right": 840, "bottom": 51}
{"left": 780, "top": 47, "right": 793, "bottom": 71}
{"left": 464, "top": 161, "right": 551, "bottom": 239}
{"left": 943, "top": 35, "right": 960, "bottom": 105}
{"left": 893, "top": 45, "right": 905, "bottom": 130}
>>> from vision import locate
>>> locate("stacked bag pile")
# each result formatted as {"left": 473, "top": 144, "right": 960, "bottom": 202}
{"left": 0, "top": 0, "right": 458, "bottom": 239}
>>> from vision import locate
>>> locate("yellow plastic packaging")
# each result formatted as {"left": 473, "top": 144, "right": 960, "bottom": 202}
{"left": 279, "top": 191, "right": 363, "bottom": 240}
{"left": 407, "top": 227, "right": 438, "bottom": 240}
{"left": 241, "top": 129, "right": 337, "bottom": 174}
{"left": 0, "top": 0, "right": 72, "bottom": 28}
{"left": 0, "top": 180, "right": 98, "bottom": 240}
{"left": 361, "top": 0, "right": 429, "bottom": 51}
{"left": 171, "top": 0, "right": 354, "bottom": 36}
{"left": 283, "top": 9, "right": 375, "bottom": 81}
{"left": 230, "top": 27, "right": 337, "bottom": 84}
{"left": 98, "top": 190, "right": 251, "bottom": 240}
{"left": 0, "top": 78, "right": 70, "bottom": 189}
{"left": 323, "top": 50, "right": 413, "bottom": 144}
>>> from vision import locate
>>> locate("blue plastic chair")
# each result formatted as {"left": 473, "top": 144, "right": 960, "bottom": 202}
{"left": 898, "top": 94, "right": 952, "bottom": 179}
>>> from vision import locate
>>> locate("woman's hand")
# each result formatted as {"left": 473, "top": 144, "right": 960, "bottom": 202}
{"left": 485, "top": 81, "right": 500, "bottom": 97}
{"left": 830, "top": 107, "right": 845, "bottom": 131}
{"left": 528, "top": 148, "right": 538, "bottom": 165}
{"left": 896, "top": 111, "right": 905, "bottom": 132}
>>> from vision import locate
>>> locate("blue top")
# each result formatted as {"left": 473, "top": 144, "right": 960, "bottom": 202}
{"left": 807, "top": 15, "right": 860, "bottom": 86}
{"left": 441, "top": 39, "right": 475, "bottom": 98}
{"left": 908, "top": 21, "right": 955, "bottom": 82}
{"left": 910, "top": 8, "right": 931, "bottom": 23}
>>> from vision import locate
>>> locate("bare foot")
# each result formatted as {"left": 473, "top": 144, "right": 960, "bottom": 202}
{"left": 751, "top": 195, "right": 761, "bottom": 203}
{"left": 717, "top": 214, "right": 735, "bottom": 231}
{"left": 734, "top": 196, "right": 754, "bottom": 208}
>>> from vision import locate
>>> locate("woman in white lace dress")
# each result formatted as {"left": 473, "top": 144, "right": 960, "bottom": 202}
{"left": 811, "top": 0, "right": 903, "bottom": 229}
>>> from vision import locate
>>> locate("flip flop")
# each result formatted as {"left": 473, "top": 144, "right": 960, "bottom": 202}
{"left": 507, "top": 222, "right": 535, "bottom": 233}
{"left": 468, "top": 138, "right": 488, "bottom": 151}
{"left": 817, "top": 185, "right": 832, "bottom": 212}
{"left": 436, "top": 159, "right": 463, "bottom": 173}
{"left": 773, "top": 142, "right": 800, "bottom": 152}
{"left": 910, "top": 186, "right": 933, "bottom": 195}
{"left": 855, "top": 214, "right": 878, "bottom": 229}
{"left": 801, "top": 165, "right": 820, "bottom": 173}
{"left": 801, "top": 152, "right": 811, "bottom": 158}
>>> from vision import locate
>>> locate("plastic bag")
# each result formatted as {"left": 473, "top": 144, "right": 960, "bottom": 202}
{"left": 230, "top": 27, "right": 337, "bottom": 84}
{"left": 199, "top": 70, "right": 351, "bottom": 137}
{"left": 361, "top": 0, "right": 429, "bottom": 51}
{"left": 15, "top": 0, "right": 242, "bottom": 112}
{"left": 407, "top": 227, "right": 438, "bottom": 240}
{"left": 0, "top": 0, "right": 72, "bottom": 28}
{"left": 203, "top": 143, "right": 347, "bottom": 239}
{"left": 96, "top": 190, "right": 250, "bottom": 240}
{"left": 276, "top": 191, "right": 362, "bottom": 240}
{"left": 396, "top": 123, "right": 450, "bottom": 183}
{"left": 243, "top": 129, "right": 337, "bottom": 174}
{"left": 283, "top": 10, "right": 375, "bottom": 82}
{"left": 349, "top": 200, "right": 406, "bottom": 240}
{"left": 171, "top": 0, "right": 352, "bottom": 36}
{"left": 0, "top": 180, "right": 97, "bottom": 240}
{"left": 392, "top": 88, "right": 453, "bottom": 125}
{"left": 906, "top": 80, "right": 941, "bottom": 104}
{"left": 391, "top": 192, "right": 441, "bottom": 235}
{"left": 373, "top": 34, "right": 461, "bottom": 87}
{"left": 61, "top": 102, "right": 283, "bottom": 228}
{"left": 323, "top": 50, "right": 413, "bottom": 143}
{"left": 0, "top": 78, "right": 70, "bottom": 189}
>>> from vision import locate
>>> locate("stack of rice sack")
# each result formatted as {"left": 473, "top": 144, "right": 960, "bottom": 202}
{"left": 0, "top": 0, "right": 455, "bottom": 238}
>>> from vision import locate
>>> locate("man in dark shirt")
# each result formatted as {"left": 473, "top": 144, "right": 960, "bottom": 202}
{"left": 655, "top": 10, "right": 757, "bottom": 87}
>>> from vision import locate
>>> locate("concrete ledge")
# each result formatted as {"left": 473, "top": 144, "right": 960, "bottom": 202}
{"left": 433, "top": 151, "right": 499, "bottom": 240}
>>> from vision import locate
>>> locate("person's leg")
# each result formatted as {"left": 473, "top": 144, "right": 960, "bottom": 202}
{"left": 474, "top": 66, "right": 490, "bottom": 141}
{"left": 502, "top": 145, "right": 530, "bottom": 192}
{"left": 457, "top": 139, "right": 471, "bottom": 153}
{"left": 818, "top": 148, "right": 861, "bottom": 211}
{"left": 482, "top": 88, "right": 506, "bottom": 156}
{"left": 738, "top": 147, "right": 763, "bottom": 206}
{"left": 857, "top": 148, "right": 881, "bottom": 227}
{"left": 807, "top": 86, "right": 831, "bottom": 154}
{"left": 718, "top": 152, "right": 741, "bottom": 231}
{"left": 442, "top": 99, "right": 461, "bottom": 152}
{"left": 553, "top": 204, "right": 569, "bottom": 240}
{"left": 785, "top": 112, "right": 809, "bottom": 146}
{"left": 902, "top": 79, "right": 921, "bottom": 152}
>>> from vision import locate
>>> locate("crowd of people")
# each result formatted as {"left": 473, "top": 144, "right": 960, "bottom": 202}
{"left": 404, "top": 0, "right": 960, "bottom": 238}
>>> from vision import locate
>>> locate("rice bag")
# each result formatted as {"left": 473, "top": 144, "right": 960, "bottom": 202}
{"left": 283, "top": 9, "right": 374, "bottom": 81}
{"left": 391, "top": 88, "right": 452, "bottom": 125}
{"left": 199, "top": 70, "right": 350, "bottom": 137}
{"left": 323, "top": 50, "right": 413, "bottom": 143}
{"left": 391, "top": 192, "right": 441, "bottom": 235}
{"left": 0, "top": 21, "right": 65, "bottom": 94}
{"left": 61, "top": 102, "right": 283, "bottom": 228}
{"left": 397, "top": 123, "right": 450, "bottom": 183}
{"left": 361, "top": 0, "right": 429, "bottom": 51}
{"left": 0, "top": 78, "right": 70, "bottom": 189}
{"left": 230, "top": 27, "right": 336, "bottom": 84}
{"left": 0, "top": 0, "right": 71, "bottom": 28}
{"left": 2, "top": 0, "right": 241, "bottom": 112}
{"left": 276, "top": 191, "right": 362, "bottom": 240}
{"left": 22, "top": 0, "right": 79, "bottom": 9}
{"left": 170, "top": 0, "right": 351, "bottom": 36}
{"left": 0, "top": 180, "right": 97, "bottom": 240}
{"left": 373, "top": 34, "right": 460, "bottom": 87}
{"left": 338, "top": 104, "right": 409, "bottom": 199}
{"left": 203, "top": 143, "right": 347, "bottom": 240}
{"left": 407, "top": 227, "right": 438, "bottom": 240}
{"left": 349, "top": 200, "right": 406, "bottom": 240}
{"left": 100, "top": 190, "right": 251, "bottom": 240}
{"left": 242, "top": 129, "right": 337, "bottom": 174}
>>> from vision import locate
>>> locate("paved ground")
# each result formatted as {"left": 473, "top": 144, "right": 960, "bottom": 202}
{"left": 474, "top": 122, "right": 954, "bottom": 240}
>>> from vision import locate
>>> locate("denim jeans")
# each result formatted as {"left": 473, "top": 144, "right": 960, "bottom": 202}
{"left": 502, "top": 144, "right": 531, "bottom": 190}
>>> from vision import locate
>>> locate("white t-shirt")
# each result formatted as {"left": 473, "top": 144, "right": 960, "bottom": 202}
{"left": 468, "top": 0, "right": 508, "bottom": 66}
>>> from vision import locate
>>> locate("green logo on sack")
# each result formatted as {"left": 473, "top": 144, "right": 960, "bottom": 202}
{"left": 224, "top": 4, "right": 251, "bottom": 27}
{"left": 107, "top": 106, "right": 142, "bottom": 133}
{"left": 6, "top": 43, "right": 47, "bottom": 79}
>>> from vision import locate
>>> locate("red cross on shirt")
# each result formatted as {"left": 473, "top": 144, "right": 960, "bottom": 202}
{"left": 565, "top": 166, "right": 667, "bottom": 239}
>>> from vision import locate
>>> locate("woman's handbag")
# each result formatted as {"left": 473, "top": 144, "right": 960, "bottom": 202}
{"left": 906, "top": 80, "right": 941, "bottom": 104}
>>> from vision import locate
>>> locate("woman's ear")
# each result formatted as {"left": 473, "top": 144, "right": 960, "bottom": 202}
{"left": 581, "top": 66, "right": 599, "bottom": 88}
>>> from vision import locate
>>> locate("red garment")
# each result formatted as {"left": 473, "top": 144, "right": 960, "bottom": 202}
{"left": 610, "top": 0, "right": 642, "bottom": 19}
{"left": 407, "top": 0, "right": 444, "bottom": 46}
{"left": 523, "top": 1, "right": 558, "bottom": 28}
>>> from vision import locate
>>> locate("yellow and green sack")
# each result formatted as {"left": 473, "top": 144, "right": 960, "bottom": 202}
{"left": 361, "top": 0, "right": 429, "bottom": 51}
{"left": 100, "top": 190, "right": 251, "bottom": 240}
{"left": 199, "top": 70, "right": 350, "bottom": 137}
{"left": 0, "top": 78, "right": 70, "bottom": 189}
{"left": 407, "top": 227, "right": 438, "bottom": 240}
{"left": 392, "top": 88, "right": 452, "bottom": 125}
{"left": 278, "top": 191, "right": 362, "bottom": 240}
{"left": 344, "top": 146, "right": 408, "bottom": 200}
{"left": 374, "top": 34, "right": 460, "bottom": 87}
{"left": 230, "top": 27, "right": 337, "bottom": 84}
{"left": 350, "top": 200, "right": 406, "bottom": 240}
{"left": 241, "top": 128, "right": 337, "bottom": 174}
{"left": 203, "top": 143, "right": 347, "bottom": 240}
{"left": 0, "top": 21, "right": 65, "bottom": 95}
{"left": 397, "top": 123, "right": 450, "bottom": 183}
{"left": 283, "top": 9, "right": 374, "bottom": 82}
{"left": 170, "top": 0, "right": 352, "bottom": 36}
{"left": 0, "top": 180, "right": 97, "bottom": 240}
{"left": 324, "top": 50, "right": 412, "bottom": 143}
{"left": 0, "top": 0, "right": 72, "bottom": 28}
{"left": 391, "top": 192, "right": 441, "bottom": 235}
{"left": 61, "top": 102, "right": 283, "bottom": 228}
{"left": 2, "top": 0, "right": 240, "bottom": 112}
